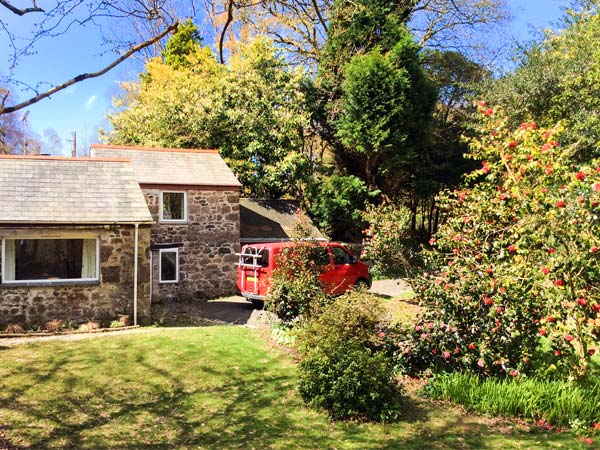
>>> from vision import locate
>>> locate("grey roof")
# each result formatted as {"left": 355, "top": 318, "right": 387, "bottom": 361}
{"left": 90, "top": 145, "right": 241, "bottom": 187}
{"left": 0, "top": 156, "right": 153, "bottom": 224}
{"left": 240, "top": 198, "right": 326, "bottom": 243}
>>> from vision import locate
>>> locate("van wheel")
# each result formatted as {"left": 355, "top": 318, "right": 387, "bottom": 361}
{"left": 354, "top": 279, "right": 369, "bottom": 290}
{"left": 251, "top": 299, "right": 264, "bottom": 310}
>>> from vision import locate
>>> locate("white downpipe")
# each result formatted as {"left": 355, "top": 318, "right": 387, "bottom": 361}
{"left": 134, "top": 223, "right": 139, "bottom": 326}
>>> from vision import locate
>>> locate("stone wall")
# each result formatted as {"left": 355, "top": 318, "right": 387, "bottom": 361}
{"left": 0, "top": 225, "right": 151, "bottom": 328}
{"left": 143, "top": 187, "right": 240, "bottom": 302}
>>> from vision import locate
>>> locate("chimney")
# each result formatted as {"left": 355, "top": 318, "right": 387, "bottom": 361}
{"left": 72, "top": 130, "right": 77, "bottom": 157}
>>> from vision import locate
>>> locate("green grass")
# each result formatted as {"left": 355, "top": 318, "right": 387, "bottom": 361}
{"left": 0, "top": 327, "right": 593, "bottom": 449}
{"left": 424, "top": 372, "right": 600, "bottom": 428}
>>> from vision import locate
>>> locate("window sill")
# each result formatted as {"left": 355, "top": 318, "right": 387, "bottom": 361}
{"left": 159, "top": 280, "right": 179, "bottom": 284}
{"left": 1, "top": 279, "right": 100, "bottom": 288}
{"left": 159, "top": 220, "right": 188, "bottom": 225}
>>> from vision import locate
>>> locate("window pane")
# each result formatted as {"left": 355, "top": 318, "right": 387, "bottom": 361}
{"left": 162, "top": 192, "right": 185, "bottom": 220}
{"left": 13, "top": 239, "right": 86, "bottom": 280}
{"left": 332, "top": 247, "right": 352, "bottom": 265}
{"left": 161, "top": 250, "right": 178, "bottom": 282}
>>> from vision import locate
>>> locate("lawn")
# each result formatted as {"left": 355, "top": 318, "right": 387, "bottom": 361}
{"left": 0, "top": 327, "right": 592, "bottom": 449}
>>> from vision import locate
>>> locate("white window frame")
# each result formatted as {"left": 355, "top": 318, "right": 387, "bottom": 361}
{"left": 159, "top": 191, "right": 188, "bottom": 223}
{"left": 159, "top": 248, "right": 179, "bottom": 284}
{"left": 1, "top": 236, "right": 100, "bottom": 286}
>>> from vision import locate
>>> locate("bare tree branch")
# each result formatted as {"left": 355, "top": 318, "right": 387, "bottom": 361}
{"left": 0, "top": 0, "right": 44, "bottom": 16}
{"left": 1, "top": 21, "right": 179, "bottom": 115}
{"left": 219, "top": 0, "right": 235, "bottom": 64}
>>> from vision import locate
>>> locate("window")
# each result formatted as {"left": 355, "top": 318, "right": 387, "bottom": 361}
{"left": 241, "top": 248, "right": 270, "bottom": 268}
{"left": 2, "top": 238, "right": 98, "bottom": 284}
{"left": 160, "top": 191, "right": 187, "bottom": 222}
{"left": 308, "top": 246, "right": 331, "bottom": 266}
{"left": 331, "top": 246, "right": 353, "bottom": 265}
{"left": 159, "top": 248, "right": 179, "bottom": 283}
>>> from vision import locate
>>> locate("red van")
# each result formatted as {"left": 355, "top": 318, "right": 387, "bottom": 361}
{"left": 236, "top": 242, "right": 371, "bottom": 305}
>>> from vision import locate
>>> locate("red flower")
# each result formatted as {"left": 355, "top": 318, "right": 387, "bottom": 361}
{"left": 486, "top": 268, "right": 494, "bottom": 275}
{"left": 594, "top": 422, "right": 600, "bottom": 430}
{"left": 523, "top": 357, "right": 530, "bottom": 364}
{"left": 507, "top": 244, "right": 517, "bottom": 252}
{"left": 591, "top": 246, "right": 599, "bottom": 253}
{"left": 547, "top": 317, "right": 556, "bottom": 323}
{"left": 577, "top": 298, "right": 587, "bottom": 306}
{"left": 442, "top": 350, "right": 451, "bottom": 359}
{"left": 545, "top": 165, "right": 553, "bottom": 174}
{"left": 541, "top": 267, "right": 550, "bottom": 275}
{"left": 496, "top": 306, "right": 503, "bottom": 314}
{"left": 589, "top": 349, "right": 596, "bottom": 356}
{"left": 509, "top": 369, "right": 518, "bottom": 377}
{"left": 593, "top": 304, "right": 600, "bottom": 312}
{"left": 484, "top": 297, "right": 494, "bottom": 306}
{"left": 575, "top": 171, "right": 586, "bottom": 180}
{"left": 565, "top": 334, "right": 574, "bottom": 342}
{"left": 526, "top": 154, "right": 533, "bottom": 160}
{"left": 454, "top": 347, "right": 461, "bottom": 354}
{"left": 482, "top": 165, "right": 490, "bottom": 173}
{"left": 556, "top": 200, "right": 565, "bottom": 208}
{"left": 555, "top": 349, "right": 562, "bottom": 356}
{"left": 539, "top": 328, "right": 547, "bottom": 336}
{"left": 547, "top": 247, "right": 555, "bottom": 254}
{"left": 554, "top": 279, "right": 566, "bottom": 287}
{"left": 468, "top": 343, "right": 476, "bottom": 350}
{"left": 508, "top": 141, "right": 517, "bottom": 148}
{"left": 594, "top": 183, "right": 600, "bottom": 192}
{"left": 378, "top": 332, "right": 386, "bottom": 338}
{"left": 484, "top": 108, "right": 494, "bottom": 116}
{"left": 584, "top": 438, "right": 593, "bottom": 445}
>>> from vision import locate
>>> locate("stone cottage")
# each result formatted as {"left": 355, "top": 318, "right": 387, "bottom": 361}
{"left": 0, "top": 155, "right": 153, "bottom": 327}
{"left": 90, "top": 145, "right": 241, "bottom": 304}
{"left": 0, "top": 145, "right": 241, "bottom": 328}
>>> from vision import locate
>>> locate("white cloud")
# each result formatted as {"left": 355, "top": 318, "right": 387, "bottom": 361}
{"left": 85, "top": 95, "right": 97, "bottom": 110}
{"left": 65, "top": 86, "right": 77, "bottom": 95}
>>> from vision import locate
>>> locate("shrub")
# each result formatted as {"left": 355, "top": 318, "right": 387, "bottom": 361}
{"left": 399, "top": 107, "right": 600, "bottom": 379}
{"left": 424, "top": 372, "right": 600, "bottom": 428}
{"left": 266, "top": 213, "right": 332, "bottom": 326}
{"left": 361, "top": 203, "right": 414, "bottom": 278}
{"left": 298, "top": 289, "right": 402, "bottom": 421}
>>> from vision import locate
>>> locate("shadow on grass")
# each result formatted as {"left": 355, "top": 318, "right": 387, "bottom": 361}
{"left": 0, "top": 331, "right": 583, "bottom": 450}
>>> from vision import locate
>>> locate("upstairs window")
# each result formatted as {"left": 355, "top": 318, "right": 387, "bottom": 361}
{"left": 2, "top": 238, "right": 98, "bottom": 284}
{"left": 160, "top": 191, "right": 187, "bottom": 222}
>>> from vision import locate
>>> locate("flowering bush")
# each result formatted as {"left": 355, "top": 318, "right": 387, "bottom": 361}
{"left": 398, "top": 104, "right": 600, "bottom": 379}
{"left": 361, "top": 203, "right": 414, "bottom": 278}
{"left": 265, "top": 213, "right": 331, "bottom": 325}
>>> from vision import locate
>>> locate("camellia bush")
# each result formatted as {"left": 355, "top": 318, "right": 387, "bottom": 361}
{"left": 398, "top": 104, "right": 600, "bottom": 379}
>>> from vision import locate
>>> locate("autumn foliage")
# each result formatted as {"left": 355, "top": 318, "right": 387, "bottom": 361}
{"left": 398, "top": 104, "right": 600, "bottom": 379}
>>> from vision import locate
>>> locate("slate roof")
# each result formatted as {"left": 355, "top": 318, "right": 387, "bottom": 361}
{"left": 90, "top": 145, "right": 241, "bottom": 187}
{"left": 240, "top": 198, "right": 326, "bottom": 243}
{"left": 0, "top": 155, "right": 153, "bottom": 224}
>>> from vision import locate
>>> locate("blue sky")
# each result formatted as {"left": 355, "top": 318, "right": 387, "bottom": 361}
{"left": 2, "top": 0, "right": 567, "bottom": 156}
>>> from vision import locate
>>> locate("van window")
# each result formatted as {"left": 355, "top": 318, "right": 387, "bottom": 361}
{"left": 242, "top": 248, "right": 269, "bottom": 267}
{"left": 308, "top": 247, "right": 330, "bottom": 266}
{"left": 331, "top": 247, "right": 353, "bottom": 265}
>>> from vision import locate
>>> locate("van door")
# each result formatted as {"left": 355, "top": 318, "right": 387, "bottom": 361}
{"left": 326, "top": 245, "right": 355, "bottom": 294}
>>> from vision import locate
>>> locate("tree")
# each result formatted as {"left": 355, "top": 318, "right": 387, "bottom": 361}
{"left": 409, "top": 50, "right": 489, "bottom": 235}
{"left": 0, "top": 1, "right": 179, "bottom": 115}
{"left": 107, "top": 28, "right": 313, "bottom": 199}
{"left": 314, "top": 0, "right": 436, "bottom": 203}
{"left": 478, "top": 2, "right": 600, "bottom": 162}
